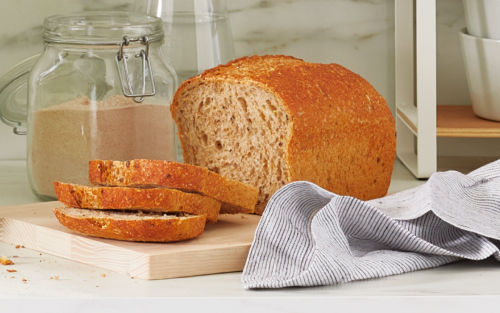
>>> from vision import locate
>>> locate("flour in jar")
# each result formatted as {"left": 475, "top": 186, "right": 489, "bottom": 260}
{"left": 30, "top": 95, "right": 176, "bottom": 198}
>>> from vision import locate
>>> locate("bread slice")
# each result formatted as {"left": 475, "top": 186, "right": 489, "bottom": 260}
{"left": 53, "top": 181, "right": 220, "bottom": 223}
{"left": 88, "top": 159, "right": 258, "bottom": 214}
{"left": 170, "top": 55, "right": 396, "bottom": 214}
{"left": 54, "top": 207, "right": 206, "bottom": 242}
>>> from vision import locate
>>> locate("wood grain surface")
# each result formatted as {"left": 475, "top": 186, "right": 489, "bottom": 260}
{"left": 437, "top": 105, "right": 500, "bottom": 137}
{"left": 0, "top": 201, "right": 260, "bottom": 279}
{"left": 398, "top": 105, "right": 500, "bottom": 138}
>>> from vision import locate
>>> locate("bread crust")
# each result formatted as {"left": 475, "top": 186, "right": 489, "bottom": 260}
{"left": 53, "top": 181, "right": 221, "bottom": 223}
{"left": 171, "top": 55, "right": 396, "bottom": 214}
{"left": 54, "top": 207, "right": 206, "bottom": 242}
{"left": 88, "top": 159, "right": 258, "bottom": 214}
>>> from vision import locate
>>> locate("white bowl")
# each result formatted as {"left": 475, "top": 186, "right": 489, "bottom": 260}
{"left": 460, "top": 28, "right": 500, "bottom": 121}
{"left": 463, "top": 0, "right": 500, "bottom": 40}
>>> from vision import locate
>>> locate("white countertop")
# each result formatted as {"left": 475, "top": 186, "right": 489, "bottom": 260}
{"left": 1, "top": 159, "right": 499, "bottom": 312}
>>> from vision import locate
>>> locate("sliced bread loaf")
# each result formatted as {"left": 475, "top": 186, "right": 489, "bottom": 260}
{"left": 170, "top": 55, "right": 397, "bottom": 214}
{"left": 54, "top": 181, "right": 221, "bottom": 223}
{"left": 88, "top": 159, "right": 258, "bottom": 214}
{"left": 54, "top": 207, "right": 206, "bottom": 242}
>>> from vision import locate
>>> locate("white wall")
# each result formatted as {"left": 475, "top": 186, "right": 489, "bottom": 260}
{"left": 2, "top": 0, "right": 490, "bottom": 161}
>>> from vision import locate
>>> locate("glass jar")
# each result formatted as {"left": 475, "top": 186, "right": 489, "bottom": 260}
{"left": 0, "top": 12, "right": 177, "bottom": 200}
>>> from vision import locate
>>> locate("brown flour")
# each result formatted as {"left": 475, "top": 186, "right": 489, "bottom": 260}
{"left": 30, "top": 95, "right": 175, "bottom": 198}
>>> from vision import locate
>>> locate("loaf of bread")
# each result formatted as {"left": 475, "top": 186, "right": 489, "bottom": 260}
{"left": 53, "top": 181, "right": 221, "bottom": 223}
{"left": 170, "top": 55, "right": 396, "bottom": 214}
{"left": 88, "top": 159, "right": 259, "bottom": 214}
{"left": 54, "top": 207, "right": 205, "bottom": 242}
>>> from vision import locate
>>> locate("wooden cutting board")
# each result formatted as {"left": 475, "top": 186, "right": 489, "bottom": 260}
{"left": 0, "top": 201, "right": 261, "bottom": 279}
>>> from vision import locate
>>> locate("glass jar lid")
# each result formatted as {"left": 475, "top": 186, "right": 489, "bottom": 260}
{"left": 43, "top": 11, "right": 164, "bottom": 45}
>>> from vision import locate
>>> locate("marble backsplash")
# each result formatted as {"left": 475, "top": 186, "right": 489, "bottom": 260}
{"left": 0, "top": 0, "right": 486, "bottom": 160}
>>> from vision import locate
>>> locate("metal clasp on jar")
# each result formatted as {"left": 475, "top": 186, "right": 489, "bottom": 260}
{"left": 115, "top": 36, "right": 156, "bottom": 103}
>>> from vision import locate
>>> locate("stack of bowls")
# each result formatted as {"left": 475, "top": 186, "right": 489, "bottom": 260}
{"left": 461, "top": 0, "right": 500, "bottom": 121}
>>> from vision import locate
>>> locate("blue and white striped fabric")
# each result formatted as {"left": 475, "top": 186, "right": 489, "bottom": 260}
{"left": 242, "top": 160, "right": 500, "bottom": 289}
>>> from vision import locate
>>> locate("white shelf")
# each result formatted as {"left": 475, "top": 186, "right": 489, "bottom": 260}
{"left": 395, "top": 0, "right": 437, "bottom": 179}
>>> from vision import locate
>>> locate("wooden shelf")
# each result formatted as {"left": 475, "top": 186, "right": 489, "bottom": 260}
{"left": 437, "top": 105, "right": 500, "bottom": 138}
{"left": 399, "top": 105, "right": 500, "bottom": 138}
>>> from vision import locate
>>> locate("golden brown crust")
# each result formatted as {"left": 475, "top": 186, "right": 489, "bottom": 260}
{"left": 88, "top": 160, "right": 258, "bottom": 214}
{"left": 54, "top": 207, "right": 206, "bottom": 242}
{"left": 53, "top": 181, "right": 221, "bottom": 223}
{"left": 171, "top": 55, "right": 396, "bottom": 214}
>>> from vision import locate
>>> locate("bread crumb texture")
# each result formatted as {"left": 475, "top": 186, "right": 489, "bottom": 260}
{"left": 171, "top": 55, "right": 397, "bottom": 214}
{"left": 89, "top": 159, "right": 258, "bottom": 214}
{"left": 53, "top": 181, "right": 221, "bottom": 223}
{"left": 53, "top": 207, "right": 206, "bottom": 242}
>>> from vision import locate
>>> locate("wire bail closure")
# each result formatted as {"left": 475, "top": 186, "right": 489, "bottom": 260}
{"left": 115, "top": 36, "right": 156, "bottom": 103}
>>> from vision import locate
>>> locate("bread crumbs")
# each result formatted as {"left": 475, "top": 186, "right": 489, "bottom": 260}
{"left": 0, "top": 255, "right": 14, "bottom": 265}
{"left": 6, "top": 269, "right": 17, "bottom": 273}
{"left": 101, "top": 274, "right": 106, "bottom": 277}
{"left": 15, "top": 245, "right": 20, "bottom": 249}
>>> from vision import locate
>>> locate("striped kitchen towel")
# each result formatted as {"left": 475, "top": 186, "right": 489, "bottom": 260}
{"left": 242, "top": 160, "right": 500, "bottom": 289}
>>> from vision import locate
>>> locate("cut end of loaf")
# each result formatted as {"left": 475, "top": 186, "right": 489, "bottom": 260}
{"left": 172, "top": 55, "right": 396, "bottom": 214}
{"left": 173, "top": 80, "right": 291, "bottom": 214}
